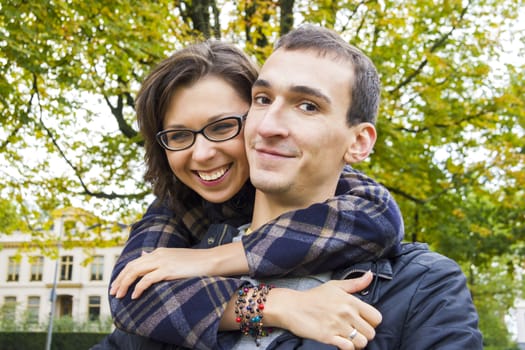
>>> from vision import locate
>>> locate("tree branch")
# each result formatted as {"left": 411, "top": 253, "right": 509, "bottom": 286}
{"left": 279, "top": 0, "right": 295, "bottom": 36}
{"left": 1, "top": 77, "right": 38, "bottom": 151}
{"left": 211, "top": 0, "right": 221, "bottom": 39}
{"left": 102, "top": 93, "right": 138, "bottom": 139}
{"left": 385, "top": 186, "right": 427, "bottom": 205}
{"left": 389, "top": 0, "right": 472, "bottom": 94}
{"left": 32, "top": 73, "right": 144, "bottom": 201}
{"left": 393, "top": 109, "right": 485, "bottom": 134}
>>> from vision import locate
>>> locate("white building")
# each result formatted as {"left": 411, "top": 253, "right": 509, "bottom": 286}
{"left": 517, "top": 299, "right": 525, "bottom": 350}
{"left": 0, "top": 214, "right": 127, "bottom": 329}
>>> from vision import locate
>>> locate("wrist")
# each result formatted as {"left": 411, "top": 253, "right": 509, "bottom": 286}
{"left": 263, "top": 287, "right": 299, "bottom": 330}
{"left": 209, "top": 242, "right": 249, "bottom": 276}
{"left": 235, "top": 284, "right": 273, "bottom": 345}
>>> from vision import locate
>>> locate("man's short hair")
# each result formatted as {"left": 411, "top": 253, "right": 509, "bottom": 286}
{"left": 276, "top": 25, "right": 380, "bottom": 126}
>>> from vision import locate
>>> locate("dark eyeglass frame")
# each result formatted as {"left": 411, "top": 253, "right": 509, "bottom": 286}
{"left": 156, "top": 113, "right": 247, "bottom": 151}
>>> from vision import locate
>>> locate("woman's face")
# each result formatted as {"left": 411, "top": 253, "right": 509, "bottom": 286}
{"left": 162, "top": 75, "right": 250, "bottom": 203}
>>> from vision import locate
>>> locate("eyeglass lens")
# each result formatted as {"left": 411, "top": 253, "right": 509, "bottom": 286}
{"left": 160, "top": 117, "right": 241, "bottom": 150}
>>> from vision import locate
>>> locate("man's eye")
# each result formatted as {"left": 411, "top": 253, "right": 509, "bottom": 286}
{"left": 298, "top": 102, "right": 318, "bottom": 112}
{"left": 254, "top": 95, "right": 271, "bottom": 105}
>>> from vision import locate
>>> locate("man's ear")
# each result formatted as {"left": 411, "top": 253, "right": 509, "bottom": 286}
{"left": 343, "top": 123, "right": 377, "bottom": 164}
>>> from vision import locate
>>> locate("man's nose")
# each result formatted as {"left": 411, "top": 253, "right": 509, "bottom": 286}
{"left": 256, "top": 101, "right": 290, "bottom": 138}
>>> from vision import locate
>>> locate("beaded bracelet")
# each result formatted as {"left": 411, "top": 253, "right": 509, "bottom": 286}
{"left": 235, "top": 283, "right": 273, "bottom": 346}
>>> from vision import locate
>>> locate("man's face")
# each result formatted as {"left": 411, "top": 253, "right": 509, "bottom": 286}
{"left": 245, "top": 48, "right": 357, "bottom": 206}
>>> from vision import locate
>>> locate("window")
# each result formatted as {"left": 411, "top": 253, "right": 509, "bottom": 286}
{"left": 88, "top": 296, "right": 101, "bottom": 321}
{"left": 30, "top": 256, "right": 44, "bottom": 281}
{"left": 60, "top": 255, "right": 73, "bottom": 281}
{"left": 90, "top": 255, "right": 104, "bottom": 281}
{"left": 7, "top": 257, "right": 20, "bottom": 282}
{"left": 27, "top": 296, "right": 40, "bottom": 325}
{"left": 3, "top": 296, "right": 17, "bottom": 322}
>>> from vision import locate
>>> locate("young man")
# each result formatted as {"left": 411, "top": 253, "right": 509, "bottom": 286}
{"left": 223, "top": 23, "right": 386, "bottom": 348}
{"left": 209, "top": 25, "right": 482, "bottom": 349}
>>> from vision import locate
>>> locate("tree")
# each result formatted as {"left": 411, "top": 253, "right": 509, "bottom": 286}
{"left": 1, "top": 0, "right": 524, "bottom": 345}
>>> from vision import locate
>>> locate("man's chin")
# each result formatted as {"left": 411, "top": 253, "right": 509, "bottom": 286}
{"left": 250, "top": 178, "right": 289, "bottom": 194}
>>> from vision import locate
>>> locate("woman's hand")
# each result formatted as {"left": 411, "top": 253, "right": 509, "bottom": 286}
{"left": 266, "top": 272, "right": 381, "bottom": 350}
{"left": 110, "top": 243, "right": 249, "bottom": 299}
{"left": 110, "top": 247, "right": 212, "bottom": 299}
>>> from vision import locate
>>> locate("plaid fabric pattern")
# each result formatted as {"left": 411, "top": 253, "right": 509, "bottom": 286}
{"left": 110, "top": 166, "right": 404, "bottom": 349}
{"left": 243, "top": 165, "right": 404, "bottom": 277}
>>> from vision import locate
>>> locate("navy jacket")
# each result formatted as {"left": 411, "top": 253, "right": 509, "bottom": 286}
{"left": 266, "top": 243, "right": 483, "bottom": 349}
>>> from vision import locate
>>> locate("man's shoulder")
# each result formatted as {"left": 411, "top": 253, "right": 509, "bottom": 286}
{"left": 387, "top": 242, "right": 466, "bottom": 295}
{"left": 395, "top": 242, "right": 461, "bottom": 272}
{"left": 334, "top": 242, "right": 463, "bottom": 284}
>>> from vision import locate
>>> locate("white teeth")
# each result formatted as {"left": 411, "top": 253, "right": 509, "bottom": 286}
{"left": 197, "top": 166, "right": 228, "bottom": 181}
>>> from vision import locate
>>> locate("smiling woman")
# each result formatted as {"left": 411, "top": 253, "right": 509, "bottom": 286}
{"left": 159, "top": 75, "right": 250, "bottom": 203}
{"left": 134, "top": 41, "right": 257, "bottom": 209}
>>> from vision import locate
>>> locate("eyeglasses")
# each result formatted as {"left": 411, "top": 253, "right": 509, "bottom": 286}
{"left": 156, "top": 114, "right": 247, "bottom": 151}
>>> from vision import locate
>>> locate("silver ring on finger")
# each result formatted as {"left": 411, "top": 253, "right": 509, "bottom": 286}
{"left": 349, "top": 328, "right": 358, "bottom": 340}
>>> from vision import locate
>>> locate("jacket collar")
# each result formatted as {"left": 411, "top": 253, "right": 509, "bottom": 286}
{"left": 334, "top": 242, "right": 429, "bottom": 303}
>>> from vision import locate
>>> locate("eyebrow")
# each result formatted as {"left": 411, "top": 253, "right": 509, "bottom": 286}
{"left": 253, "top": 79, "right": 331, "bottom": 105}
{"left": 164, "top": 114, "right": 242, "bottom": 129}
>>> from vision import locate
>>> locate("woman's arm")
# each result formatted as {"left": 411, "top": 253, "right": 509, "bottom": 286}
{"left": 219, "top": 273, "right": 381, "bottom": 350}
{"left": 109, "top": 199, "right": 246, "bottom": 349}
{"left": 111, "top": 166, "right": 403, "bottom": 298}
{"left": 109, "top": 209, "right": 382, "bottom": 349}
{"left": 110, "top": 275, "right": 245, "bottom": 349}
{"left": 109, "top": 166, "right": 401, "bottom": 346}
{"left": 109, "top": 197, "right": 254, "bottom": 349}
{"left": 111, "top": 270, "right": 380, "bottom": 349}
{"left": 243, "top": 165, "right": 404, "bottom": 277}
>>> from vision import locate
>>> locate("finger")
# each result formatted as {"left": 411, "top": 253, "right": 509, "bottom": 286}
{"left": 131, "top": 271, "right": 164, "bottom": 299}
{"left": 116, "top": 271, "right": 147, "bottom": 298}
{"left": 109, "top": 271, "right": 126, "bottom": 296}
{"left": 112, "top": 266, "right": 138, "bottom": 298}
{"left": 349, "top": 330, "right": 369, "bottom": 350}
{"left": 110, "top": 256, "right": 146, "bottom": 292}
{"left": 331, "top": 335, "right": 356, "bottom": 350}
{"left": 347, "top": 301, "right": 381, "bottom": 339}
{"left": 339, "top": 271, "right": 373, "bottom": 293}
{"left": 114, "top": 260, "right": 156, "bottom": 298}
{"left": 353, "top": 298, "right": 382, "bottom": 330}
{"left": 350, "top": 314, "right": 376, "bottom": 340}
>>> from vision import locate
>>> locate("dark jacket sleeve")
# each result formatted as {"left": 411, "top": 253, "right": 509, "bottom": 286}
{"left": 110, "top": 275, "right": 244, "bottom": 350}
{"left": 242, "top": 165, "right": 404, "bottom": 277}
{"left": 109, "top": 200, "right": 247, "bottom": 350}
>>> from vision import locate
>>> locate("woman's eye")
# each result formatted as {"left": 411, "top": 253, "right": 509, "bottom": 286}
{"left": 208, "top": 121, "right": 237, "bottom": 135}
{"left": 168, "top": 132, "right": 191, "bottom": 142}
{"left": 298, "top": 102, "right": 318, "bottom": 112}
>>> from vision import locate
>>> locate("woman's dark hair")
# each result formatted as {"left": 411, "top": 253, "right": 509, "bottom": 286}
{"left": 136, "top": 41, "right": 259, "bottom": 206}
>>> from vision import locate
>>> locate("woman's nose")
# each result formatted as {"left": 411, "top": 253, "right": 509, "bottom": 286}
{"left": 191, "top": 134, "right": 217, "bottom": 161}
